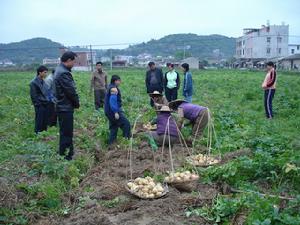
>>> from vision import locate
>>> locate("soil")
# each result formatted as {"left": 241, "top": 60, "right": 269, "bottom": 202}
{"left": 37, "top": 145, "right": 252, "bottom": 225}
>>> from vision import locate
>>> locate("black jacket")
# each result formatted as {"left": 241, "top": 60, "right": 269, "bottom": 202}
{"left": 145, "top": 68, "right": 164, "bottom": 93}
{"left": 54, "top": 63, "right": 80, "bottom": 112}
{"left": 30, "top": 76, "right": 49, "bottom": 107}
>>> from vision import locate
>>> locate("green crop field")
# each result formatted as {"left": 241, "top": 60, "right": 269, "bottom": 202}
{"left": 0, "top": 69, "right": 300, "bottom": 225}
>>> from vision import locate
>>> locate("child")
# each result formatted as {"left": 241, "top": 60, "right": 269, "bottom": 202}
{"left": 104, "top": 75, "right": 131, "bottom": 145}
{"left": 262, "top": 62, "right": 277, "bottom": 119}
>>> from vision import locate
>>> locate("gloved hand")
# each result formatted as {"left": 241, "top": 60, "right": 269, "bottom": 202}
{"left": 114, "top": 112, "right": 120, "bottom": 120}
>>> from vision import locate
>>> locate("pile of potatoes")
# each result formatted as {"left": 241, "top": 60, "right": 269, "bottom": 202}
{"left": 143, "top": 122, "right": 157, "bottom": 130}
{"left": 164, "top": 171, "right": 199, "bottom": 183}
{"left": 189, "top": 154, "right": 220, "bottom": 166}
{"left": 127, "top": 177, "right": 165, "bottom": 199}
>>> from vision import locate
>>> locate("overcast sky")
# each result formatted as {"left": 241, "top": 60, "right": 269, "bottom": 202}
{"left": 0, "top": 0, "right": 299, "bottom": 48}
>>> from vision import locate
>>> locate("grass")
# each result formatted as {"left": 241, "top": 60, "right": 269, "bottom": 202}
{"left": 0, "top": 68, "right": 300, "bottom": 224}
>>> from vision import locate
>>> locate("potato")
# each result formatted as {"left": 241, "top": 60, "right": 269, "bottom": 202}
{"left": 148, "top": 193, "right": 155, "bottom": 198}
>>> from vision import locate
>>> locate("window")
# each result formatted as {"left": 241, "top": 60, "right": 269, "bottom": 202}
{"left": 267, "top": 48, "right": 271, "bottom": 54}
{"left": 291, "top": 49, "right": 295, "bottom": 54}
{"left": 297, "top": 45, "right": 300, "bottom": 50}
{"left": 267, "top": 37, "right": 271, "bottom": 43}
{"left": 278, "top": 48, "right": 281, "bottom": 54}
{"left": 242, "top": 49, "right": 245, "bottom": 55}
{"left": 277, "top": 37, "right": 282, "bottom": 43}
{"left": 242, "top": 40, "right": 245, "bottom": 46}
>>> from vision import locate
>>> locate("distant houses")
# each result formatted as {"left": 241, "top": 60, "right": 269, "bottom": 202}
{"left": 235, "top": 22, "right": 300, "bottom": 70}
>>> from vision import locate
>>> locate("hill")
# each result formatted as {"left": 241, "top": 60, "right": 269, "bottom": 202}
{"left": 113, "top": 33, "right": 236, "bottom": 59}
{"left": 0, "top": 38, "right": 63, "bottom": 64}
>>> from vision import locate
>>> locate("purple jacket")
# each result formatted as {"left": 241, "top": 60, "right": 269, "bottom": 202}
{"left": 179, "top": 103, "right": 206, "bottom": 121}
{"left": 156, "top": 113, "right": 178, "bottom": 137}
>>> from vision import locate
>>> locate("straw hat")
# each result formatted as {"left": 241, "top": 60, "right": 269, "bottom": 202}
{"left": 156, "top": 105, "right": 172, "bottom": 112}
{"left": 149, "top": 91, "right": 163, "bottom": 97}
{"left": 168, "top": 99, "right": 187, "bottom": 110}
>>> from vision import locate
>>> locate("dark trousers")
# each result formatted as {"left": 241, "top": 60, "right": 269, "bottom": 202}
{"left": 57, "top": 112, "right": 74, "bottom": 160}
{"left": 47, "top": 102, "right": 57, "bottom": 127}
{"left": 108, "top": 113, "right": 131, "bottom": 145}
{"left": 264, "top": 89, "right": 276, "bottom": 118}
{"left": 165, "top": 87, "right": 178, "bottom": 102}
{"left": 34, "top": 105, "right": 48, "bottom": 134}
{"left": 94, "top": 89, "right": 106, "bottom": 110}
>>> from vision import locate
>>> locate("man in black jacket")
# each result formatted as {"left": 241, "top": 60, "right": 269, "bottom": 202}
{"left": 54, "top": 51, "right": 80, "bottom": 160}
{"left": 145, "top": 62, "right": 164, "bottom": 107}
{"left": 30, "top": 65, "right": 49, "bottom": 134}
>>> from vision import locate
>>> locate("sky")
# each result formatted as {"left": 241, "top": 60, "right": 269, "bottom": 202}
{"left": 0, "top": 0, "right": 299, "bottom": 48}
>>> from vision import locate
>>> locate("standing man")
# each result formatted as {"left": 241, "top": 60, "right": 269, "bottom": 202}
{"left": 44, "top": 69, "right": 57, "bottom": 127}
{"left": 90, "top": 61, "right": 107, "bottom": 110}
{"left": 54, "top": 51, "right": 80, "bottom": 160}
{"left": 30, "top": 66, "right": 50, "bottom": 134}
{"left": 181, "top": 63, "right": 193, "bottom": 103}
{"left": 145, "top": 62, "right": 164, "bottom": 107}
{"left": 164, "top": 63, "right": 180, "bottom": 102}
{"left": 104, "top": 75, "right": 131, "bottom": 145}
{"left": 262, "top": 61, "right": 277, "bottom": 119}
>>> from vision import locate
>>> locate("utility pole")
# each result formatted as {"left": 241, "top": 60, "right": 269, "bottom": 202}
{"left": 89, "top": 45, "right": 93, "bottom": 72}
{"left": 110, "top": 49, "right": 113, "bottom": 71}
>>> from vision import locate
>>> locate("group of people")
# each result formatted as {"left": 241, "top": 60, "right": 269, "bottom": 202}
{"left": 29, "top": 51, "right": 277, "bottom": 160}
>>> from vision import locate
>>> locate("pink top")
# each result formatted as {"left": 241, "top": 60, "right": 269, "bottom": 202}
{"left": 262, "top": 68, "right": 277, "bottom": 90}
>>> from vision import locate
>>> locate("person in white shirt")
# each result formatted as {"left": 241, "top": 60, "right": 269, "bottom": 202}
{"left": 164, "top": 63, "right": 180, "bottom": 102}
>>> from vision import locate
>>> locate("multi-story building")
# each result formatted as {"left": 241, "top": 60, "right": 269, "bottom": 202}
{"left": 236, "top": 24, "right": 289, "bottom": 60}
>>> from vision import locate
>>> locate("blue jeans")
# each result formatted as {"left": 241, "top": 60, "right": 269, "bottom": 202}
{"left": 108, "top": 112, "right": 131, "bottom": 144}
{"left": 184, "top": 95, "right": 192, "bottom": 103}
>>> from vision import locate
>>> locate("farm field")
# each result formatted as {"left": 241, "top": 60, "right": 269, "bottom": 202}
{"left": 0, "top": 69, "right": 300, "bottom": 225}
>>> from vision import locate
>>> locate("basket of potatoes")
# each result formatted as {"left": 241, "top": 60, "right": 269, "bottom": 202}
{"left": 126, "top": 177, "right": 168, "bottom": 199}
{"left": 186, "top": 154, "right": 221, "bottom": 167}
{"left": 164, "top": 171, "right": 199, "bottom": 192}
{"left": 143, "top": 122, "right": 157, "bottom": 131}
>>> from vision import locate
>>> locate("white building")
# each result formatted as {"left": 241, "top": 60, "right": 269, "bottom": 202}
{"left": 236, "top": 24, "right": 289, "bottom": 60}
{"left": 181, "top": 57, "right": 199, "bottom": 69}
{"left": 288, "top": 44, "right": 300, "bottom": 55}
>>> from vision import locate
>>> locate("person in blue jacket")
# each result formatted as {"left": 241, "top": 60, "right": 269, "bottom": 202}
{"left": 104, "top": 75, "right": 131, "bottom": 145}
{"left": 181, "top": 63, "right": 193, "bottom": 103}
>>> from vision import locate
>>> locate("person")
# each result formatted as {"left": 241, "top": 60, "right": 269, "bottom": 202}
{"left": 148, "top": 105, "right": 180, "bottom": 146}
{"left": 145, "top": 62, "right": 164, "bottom": 107}
{"left": 30, "top": 65, "right": 50, "bottom": 134}
{"left": 149, "top": 91, "right": 168, "bottom": 110}
{"left": 262, "top": 61, "right": 277, "bottom": 119}
{"left": 54, "top": 51, "right": 80, "bottom": 160}
{"left": 44, "top": 69, "right": 57, "bottom": 127}
{"left": 104, "top": 75, "right": 131, "bottom": 145}
{"left": 169, "top": 100, "right": 208, "bottom": 138}
{"left": 181, "top": 63, "right": 193, "bottom": 103}
{"left": 164, "top": 63, "right": 180, "bottom": 102}
{"left": 90, "top": 61, "right": 107, "bottom": 110}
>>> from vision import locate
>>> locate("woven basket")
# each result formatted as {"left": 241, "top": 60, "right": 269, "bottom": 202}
{"left": 125, "top": 181, "right": 169, "bottom": 200}
{"left": 186, "top": 155, "right": 221, "bottom": 167}
{"left": 165, "top": 177, "right": 199, "bottom": 192}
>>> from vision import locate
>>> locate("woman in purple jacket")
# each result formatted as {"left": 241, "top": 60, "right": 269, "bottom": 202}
{"left": 148, "top": 105, "right": 180, "bottom": 146}
{"left": 169, "top": 100, "right": 208, "bottom": 138}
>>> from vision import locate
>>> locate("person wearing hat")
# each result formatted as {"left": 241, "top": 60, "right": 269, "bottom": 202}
{"left": 147, "top": 105, "right": 180, "bottom": 146}
{"left": 164, "top": 63, "right": 180, "bottom": 102}
{"left": 149, "top": 91, "right": 168, "bottom": 110}
{"left": 169, "top": 100, "right": 208, "bottom": 138}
